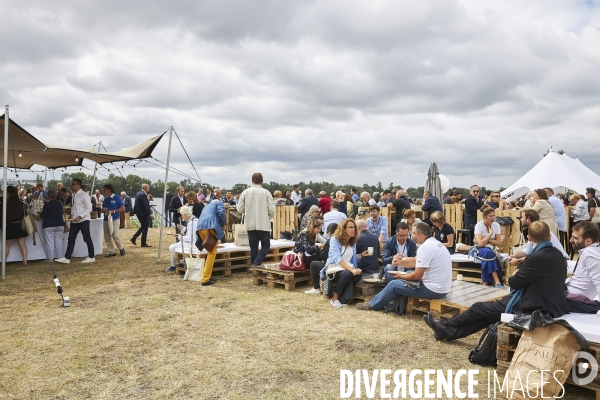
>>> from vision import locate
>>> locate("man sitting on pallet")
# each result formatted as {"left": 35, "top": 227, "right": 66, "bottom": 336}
{"left": 508, "top": 209, "right": 567, "bottom": 267}
{"left": 566, "top": 221, "right": 600, "bottom": 308}
{"left": 423, "top": 221, "right": 571, "bottom": 341}
{"left": 379, "top": 222, "right": 417, "bottom": 283}
{"left": 356, "top": 222, "right": 451, "bottom": 311}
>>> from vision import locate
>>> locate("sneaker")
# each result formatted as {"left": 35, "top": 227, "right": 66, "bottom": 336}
{"left": 304, "top": 288, "right": 321, "bottom": 295}
{"left": 119, "top": 248, "right": 125, "bottom": 256}
{"left": 356, "top": 302, "right": 372, "bottom": 311}
{"left": 495, "top": 283, "right": 503, "bottom": 289}
{"left": 54, "top": 257, "right": 70, "bottom": 264}
{"left": 166, "top": 266, "right": 176, "bottom": 272}
{"left": 81, "top": 257, "right": 95, "bottom": 264}
{"left": 330, "top": 299, "right": 345, "bottom": 308}
{"left": 105, "top": 253, "right": 116, "bottom": 258}
{"left": 201, "top": 279, "right": 217, "bottom": 286}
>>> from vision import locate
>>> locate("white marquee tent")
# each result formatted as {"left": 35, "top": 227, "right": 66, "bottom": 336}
{"left": 501, "top": 150, "right": 600, "bottom": 201}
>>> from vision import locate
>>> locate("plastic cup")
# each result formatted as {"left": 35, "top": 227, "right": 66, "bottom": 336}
{"left": 367, "top": 247, "right": 374, "bottom": 255}
{"left": 456, "top": 274, "right": 463, "bottom": 281}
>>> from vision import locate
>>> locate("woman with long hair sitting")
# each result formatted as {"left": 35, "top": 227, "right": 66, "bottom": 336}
{"left": 293, "top": 218, "right": 324, "bottom": 274}
{"left": 300, "top": 205, "right": 320, "bottom": 230}
{"left": 323, "top": 218, "right": 368, "bottom": 307}
{"left": 474, "top": 205, "right": 503, "bottom": 288}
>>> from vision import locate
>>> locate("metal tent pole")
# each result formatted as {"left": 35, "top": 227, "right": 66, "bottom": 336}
{"left": 157, "top": 126, "right": 173, "bottom": 261}
{"left": 2, "top": 104, "right": 9, "bottom": 280}
{"left": 89, "top": 141, "right": 102, "bottom": 194}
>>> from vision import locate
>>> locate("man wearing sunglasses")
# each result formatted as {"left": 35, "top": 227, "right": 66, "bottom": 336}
{"left": 464, "top": 185, "right": 484, "bottom": 229}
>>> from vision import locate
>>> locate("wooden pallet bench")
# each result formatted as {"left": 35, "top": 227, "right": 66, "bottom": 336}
{"left": 497, "top": 323, "right": 600, "bottom": 399}
{"left": 450, "top": 253, "right": 510, "bottom": 284}
{"left": 406, "top": 280, "right": 510, "bottom": 319}
{"left": 252, "top": 264, "right": 312, "bottom": 291}
{"left": 261, "top": 245, "right": 294, "bottom": 264}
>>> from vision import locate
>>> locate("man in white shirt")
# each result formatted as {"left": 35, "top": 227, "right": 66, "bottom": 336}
{"left": 290, "top": 184, "right": 302, "bottom": 205}
{"left": 237, "top": 173, "right": 276, "bottom": 267}
{"left": 545, "top": 187, "right": 567, "bottom": 245}
{"left": 508, "top": 209, "right": 567, "bottom": 266}
{"left": 55, "top": 179, "right": 95, "bottom": 264}
{"left": 566, "top": 221, "right": 600, "bottom": 301}
{"left": 357, "top": 222, "right": 452, "bottom": 311}
{"left": 322, "top": 201, "right": 346, "bottom": 239}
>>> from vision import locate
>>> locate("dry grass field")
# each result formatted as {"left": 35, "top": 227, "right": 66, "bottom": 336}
{"left": 0, "top": 228, "right": 595, "bottom": 399}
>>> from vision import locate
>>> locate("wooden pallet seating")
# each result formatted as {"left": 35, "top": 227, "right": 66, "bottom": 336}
{"left": 272, "top": 205, "right": 299, "bottom": 240}
{"left": 252, "top": 264, "right": 312, "bottom": 291}
{"left": 443, "top": 204, "right": 464, "bottom": 233}
{"left": 497, "top": 323, "right": 600, "bottom": 399}
{"left": 175, "top": 247, "right": 252, "bottom": 276}
{"left": 450, "top": 253, "right": 510, "bottom": 284}
{"left": 406, "top": 280, "right": 509, "bottom": 318}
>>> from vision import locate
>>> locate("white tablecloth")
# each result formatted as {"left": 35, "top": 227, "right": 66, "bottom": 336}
{"left": 557, "top": 313, "right": 600, "bottom": 343}
{"left": 0, "top": 219, "right": 104, "bottom": 262}
{"left": 175, "top": 239, "right": 295, "bottom": 256}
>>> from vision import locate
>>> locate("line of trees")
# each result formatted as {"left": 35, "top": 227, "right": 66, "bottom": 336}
{"left": 26, "top": 173, "right": 503, "bottom": 200}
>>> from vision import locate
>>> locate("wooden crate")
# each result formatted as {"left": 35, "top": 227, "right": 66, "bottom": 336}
{"left": 444, "top": 204, "right": 464, "bottom": 234}
{"left": 175, "top": 248, "right": 252, "bottom": 276}
{"left": 406, "top": 281, "right": 509, "bottom": 318}
{"left": 497, "top": 323, "right": 600, "bottom": 399}
{"left": 353, "top": 281, "right": 385, "bottom": 302}
{"left": 272, "top": 206, "right": 298, "bottom": 240}
{"left": 252, "top": 264, "right": 312, "bottom": 291}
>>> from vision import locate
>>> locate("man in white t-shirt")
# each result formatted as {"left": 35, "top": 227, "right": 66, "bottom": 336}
{"left": 357, "top": 222, "right": 452, "bottom": 311}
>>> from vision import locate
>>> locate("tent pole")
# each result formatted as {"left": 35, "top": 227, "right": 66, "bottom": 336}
{"left": 2, "top": 104, "right": 9, "bottom": 280}
{"left": 90, "top": 141, "right": 102, "bottom": 194}
{"left": 157, "top": 126, "right": 173, "bottom": 261}
{"left": 43, "top": 167, "right": 47, "bottom": 188}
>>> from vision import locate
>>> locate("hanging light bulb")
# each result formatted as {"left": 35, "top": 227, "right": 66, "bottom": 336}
{"left": 18, "top": 151, "right": 22, "bottom": 157}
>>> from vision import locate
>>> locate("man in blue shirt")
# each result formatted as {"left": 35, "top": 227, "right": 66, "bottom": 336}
{"left": 366, "top": 205, "right": 389, "bottom": 244}
{"left": 351, "top": 188, "right": 359, "bottom": 202}
{"left": 102, "top": 184, "right": 125, "bottom": 257}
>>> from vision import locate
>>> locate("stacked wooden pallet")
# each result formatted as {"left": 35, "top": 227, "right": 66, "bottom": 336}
{"left": 476, "top": 209, "right": 522, "bottom": 254}
{"left": 272, "top": 206, "right": 298, "bottom": 240}
{"left": 443, "top": 204, "right": 464, "bottom": 233}
{"left": 253, "top": 264, "right": 312, "bottom": 291}
{"left": 352, "top": 281, "right": 385, "bottom": 303}
{"left": 497, "top": 323, "right": 600, "bottom": 399}
{"left": 406, "top": 281, "right": 509, "bottom": 318}
{"left": 175, "top": 247, "right": 252, "bottom": 276}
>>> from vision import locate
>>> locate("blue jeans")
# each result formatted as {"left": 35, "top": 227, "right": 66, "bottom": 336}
{"left": 369, "top": 279, "right": 447, "bottom": 311}
{"left": 247, "top": 230, "right": 271, "bottom": 266}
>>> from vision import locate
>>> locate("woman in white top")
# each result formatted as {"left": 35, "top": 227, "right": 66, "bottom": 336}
{"left": 474, "top": 205, "right": 503, "bottom": 288}
{"left": 570, "top": 193, "right": 589, "bottom": 223}
{"left": 530, "top": 189, "right": 558, "bottom": 236}
{"left": 166, "top": 206, "right": 199, "bottom": 272}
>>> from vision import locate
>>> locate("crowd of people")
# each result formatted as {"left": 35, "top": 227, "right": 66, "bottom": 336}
{"left": 3, "top": 178, "right": 600, "bottom": 343}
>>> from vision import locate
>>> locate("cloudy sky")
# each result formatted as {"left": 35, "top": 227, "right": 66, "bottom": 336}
{"left": 2, "top": 0, "right": 600, "bottom": 190}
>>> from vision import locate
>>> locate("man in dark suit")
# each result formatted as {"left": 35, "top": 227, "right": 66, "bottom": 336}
{"left": 297, "top": 189, "right": 318, "bottom": 219}
{"left": 421, "top": 191, "right": 443, "bottom": 225}
{"left": 169, "top": 186, "right": 187, "bottom": 235}
{"left": 423, "top": 221, "right": 571, "bottom": 341}
{"left": 380, "top": 222, "right": 417, "bottom": 282}
{"left": 356, "top": 219, "right": 380, "bottom": 275}
{"left": 464, "top": 184, "right": 484, "bottom": 229}
{"left": 130, "top": 184, "right": 153, "bottom": 247}
{"left": 387, "top": 190, "right": 411, "bottom": 228}
{"left": 164, "top": 188, "right": 174, "bottom": 227}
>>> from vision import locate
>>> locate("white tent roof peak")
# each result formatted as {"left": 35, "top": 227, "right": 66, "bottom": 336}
{"left": 501, "top": 152, "right": 600, "bottom": 201}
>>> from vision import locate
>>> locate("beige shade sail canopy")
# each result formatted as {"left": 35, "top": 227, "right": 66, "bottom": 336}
{"left": 1, "top": 114, "right": 165, "bottom": 169}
